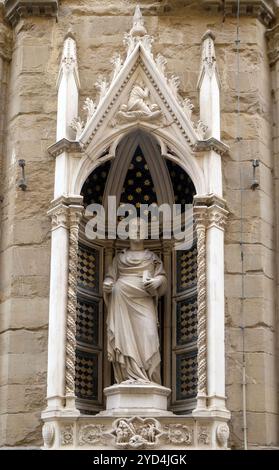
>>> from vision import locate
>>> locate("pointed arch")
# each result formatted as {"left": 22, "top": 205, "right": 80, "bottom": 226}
{"left": 73, "top": 124, "right": 205, "bottom": 197}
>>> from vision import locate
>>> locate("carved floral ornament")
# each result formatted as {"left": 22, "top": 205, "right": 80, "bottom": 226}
{"left": 163, "top": 424, "right": 193, "bottom": 445}
{"left": 79, "top": 425, "right": 105, "bottom": 446}
{"left": 61, "top": 425, "right": 74, "bottom": 446}
{"left": 70, "top": 6, "right": 208, "bottom": 143}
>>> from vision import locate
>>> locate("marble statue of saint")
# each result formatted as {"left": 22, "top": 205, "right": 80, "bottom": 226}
{"left": 103, "top": 220, "right": 167, "bottom": 385}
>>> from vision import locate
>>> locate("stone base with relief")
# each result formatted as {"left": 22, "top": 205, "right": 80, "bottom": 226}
{"left": 98, "top": 381, "right": 173, "bottom": 417}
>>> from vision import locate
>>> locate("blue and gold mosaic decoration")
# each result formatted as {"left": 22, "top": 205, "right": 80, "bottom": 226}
{"left": 120, "top": 146, "right": 157, "bottom": 213}
{"left": 81, "top": 160, "right": 111, "bottom": 207}
{"left": 166, "top": 160, "right": 196, "bottom": 205}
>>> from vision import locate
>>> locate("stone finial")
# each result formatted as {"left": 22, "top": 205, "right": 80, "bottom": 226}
{"left": 57, "top": 34, "right": 80, "bottom": 89}
{"left": 130, "top": 5, "right": 147, "bottom": 37}
{"left": 201, "top": 30, "right": 216, "bottom": 72}
{"left": 61, "top": 35, "right": 78, "bottom": 71}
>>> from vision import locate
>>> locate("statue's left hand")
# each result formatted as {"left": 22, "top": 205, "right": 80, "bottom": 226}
{"left": 144, "top": 277, "right": 161, "bottom": 294}
{"left": 103, "top": 280, "right": 114, "bottom": 293}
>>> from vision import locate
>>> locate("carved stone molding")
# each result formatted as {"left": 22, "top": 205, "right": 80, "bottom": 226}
{"left": 48, "top": 138, "right": 83, "bottom": 158}
{"left": 4, "top": 1, "right": 275, "bottom": 28}
{"left": 194, "top": 137, "right": 229, "bottom": 157}
{"left": 201, "top": 0, "right": 275, "bottom": 27}
{"left": 4, "top": 0, "right": 58, "bottom": 27}
{"left": 41, "top": 415, "right": 230, "bottom": 450}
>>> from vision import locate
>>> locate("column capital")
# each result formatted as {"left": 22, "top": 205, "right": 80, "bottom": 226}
{"left": 193, "top": 205, "right": 208, "bottom": 227}
{"left": 48, "top": 196, "right": 84, "bottom": 230}
{"left": 4, "top": 1, "right": 58, "bottom": 27}
{"left": 194, "top": 194, "right": 228, "bottom": 230}
{"left": 68, "top": 204, "right": 84, "bottom": 227}
{"left": 48, "top": 202, "right": 69, "bottom": 230}
{"left": 207, "top": 204, "right": 228, "bottom": 230}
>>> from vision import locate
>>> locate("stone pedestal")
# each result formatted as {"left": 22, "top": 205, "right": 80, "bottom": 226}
{"left": 99, "top": 382, "right": 173, "bottom": 417}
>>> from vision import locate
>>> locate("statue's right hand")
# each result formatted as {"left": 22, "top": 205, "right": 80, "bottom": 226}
{"left": 103, "top": 281, "right": 114, "bottom": 293}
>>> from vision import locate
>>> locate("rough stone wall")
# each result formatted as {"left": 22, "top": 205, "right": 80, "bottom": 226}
{"left": 221, "top": 18, "right": 278, "bottom": 449}
{"left": 0, "top": 11, "right": 56, "bottom": 447}
{"left": 0, "top": 0, "right": 278, "bottom": 448}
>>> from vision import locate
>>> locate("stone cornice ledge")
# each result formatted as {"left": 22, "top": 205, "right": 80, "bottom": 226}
{"left": 202, "top": 0, "right": 275, "bottom": 27}
{"left": 4, "top": 0, "right": 58, "bottom": 26}
{"left": 48, "top": 138, "right": 83, "bottom": 158}
{"left": 194, "top": 137, "right": 229, "bottom": 157}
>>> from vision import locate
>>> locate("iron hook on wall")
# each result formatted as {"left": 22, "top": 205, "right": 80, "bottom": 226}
{"left": 18, "top": 159, "right": 27, "bottom": 191}
{"left": 251, "top": 159, "right": 259, "bottom": 190}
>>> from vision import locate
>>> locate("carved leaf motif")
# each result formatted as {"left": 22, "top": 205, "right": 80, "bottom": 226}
{"left": 83, "top": 98, "right": 96, "bottom": 123}
{"left": 182, "top": 98, "right": 194, "bottom": 119}
{"left": 111, "top": 53, "right": 123, "bottom": 80}
{"left": 168, "top": 75, "right": 180, "bottom": 99}
{"left": 155, "top": 54, "right": 168, "bottom": 78}
{"left": 95, "top": 76, "right": 110, "bottom": 102}
{"left": 71, "top": 117, "right": 84, "bottom": 139}
{"left": 196, "top": 120, "right": 208, "bottom": 139}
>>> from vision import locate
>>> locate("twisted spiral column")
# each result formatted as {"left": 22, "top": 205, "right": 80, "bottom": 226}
{"left": 65, "top": 205, "right": 83, "bottom": 408}
{"left": 194, "top": 207, "right": 208, "bottom": 410}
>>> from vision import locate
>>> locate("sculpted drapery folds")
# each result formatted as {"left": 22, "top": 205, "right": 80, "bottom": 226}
{"left": 103, "top": 224, "right": 167, "bottom": 385}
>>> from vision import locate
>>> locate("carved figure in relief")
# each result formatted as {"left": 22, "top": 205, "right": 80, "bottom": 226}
{"left": 116, "top": 82, "right": 162, "bottom": 124}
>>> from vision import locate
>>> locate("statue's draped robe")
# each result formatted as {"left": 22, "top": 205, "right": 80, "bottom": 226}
{"left": 104, "top": 249, "right": 167, "bottom": 384}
